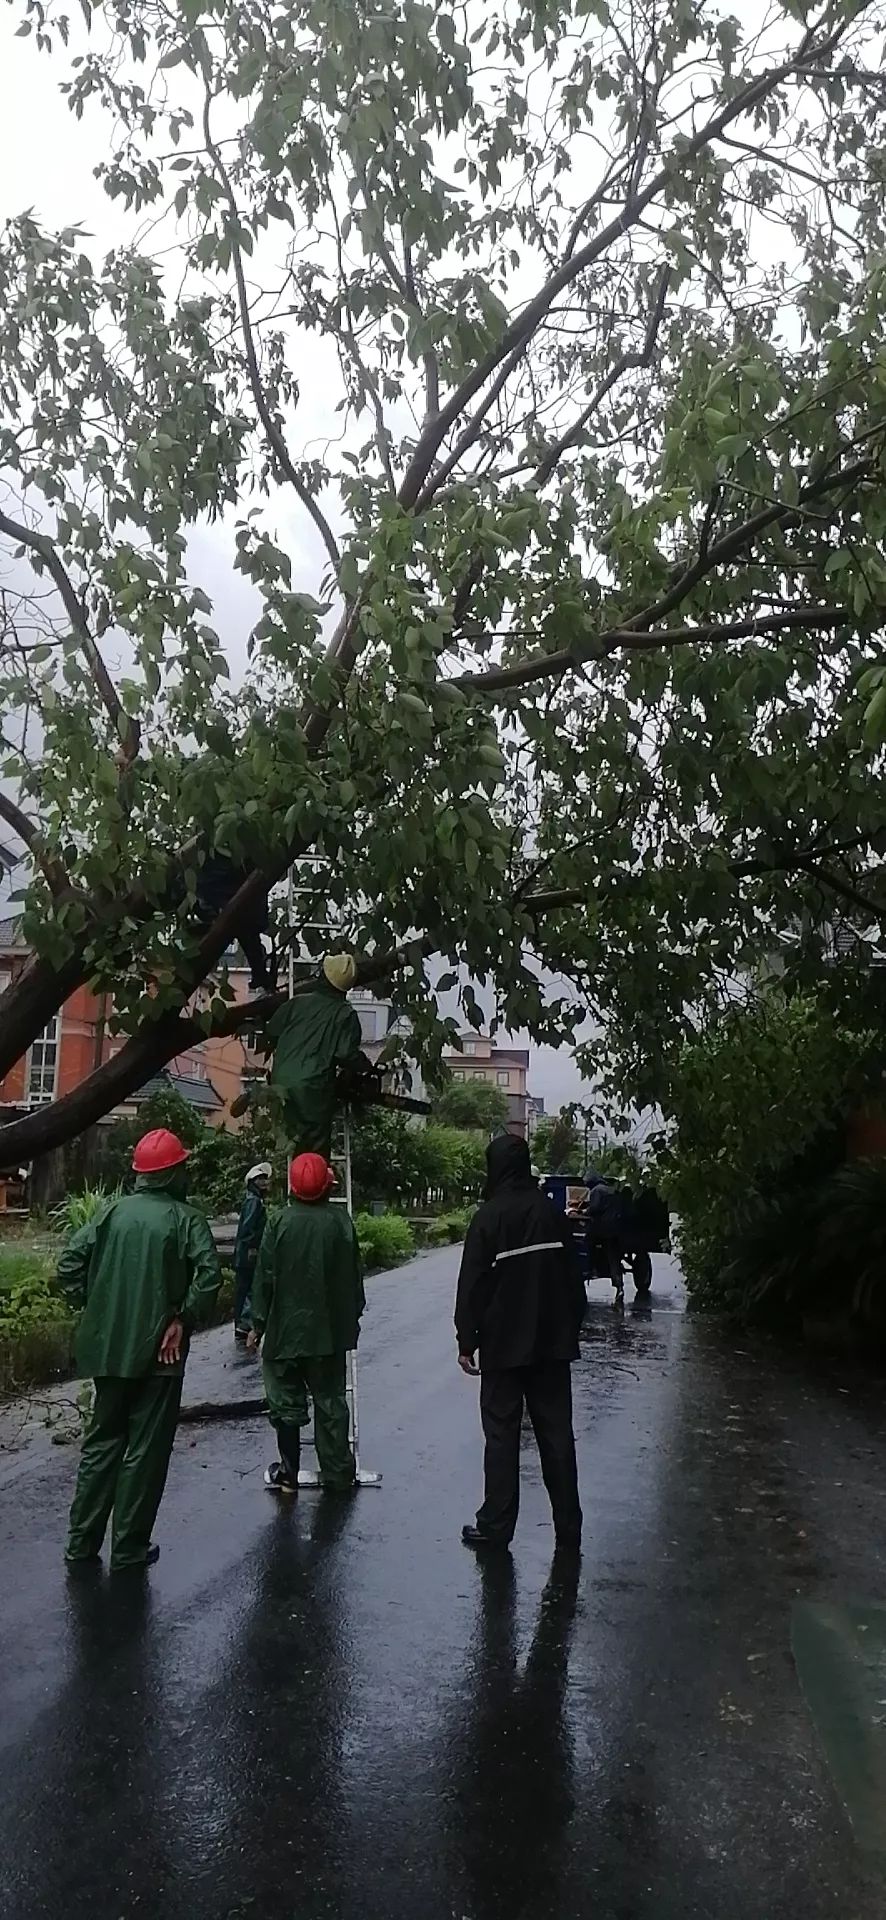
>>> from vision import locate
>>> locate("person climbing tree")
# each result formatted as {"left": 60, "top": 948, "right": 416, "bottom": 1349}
{"left": 195, "top": 854, "right": 276, "bottom": 992}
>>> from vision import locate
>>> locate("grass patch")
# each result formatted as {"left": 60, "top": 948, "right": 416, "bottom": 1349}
{"left": 0, "top": 1248, "right": 57, "bottom": 1292}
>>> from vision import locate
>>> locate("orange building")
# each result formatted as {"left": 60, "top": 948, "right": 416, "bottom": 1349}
{"left": 0, "top": 916, "right": 220, "bottom": 1125}
{"left": 200, "top": 960, "right": 267, "bottom": 1121}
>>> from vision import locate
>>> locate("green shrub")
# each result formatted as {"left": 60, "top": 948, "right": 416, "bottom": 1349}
{"left": 92, "top": 1098, "right": 284, "bottom": 1217}
{"left": 354, "top": 1212, "right": 415, "bottom": 1270}
{"left": 423, "top": 1207, "right": 472, "bottom": 1246}
{"left": 0, "top": 1320, "right": 78, "bottom": 1396}
{"left": 0, "top": 1268, "right": 69, "bottom": 1332}
{"left": 725, "top": 1158, "right": 886, "bottom": 1332}
{"left": 50, "top": 1185, "right": 122, "bottom": 1238}
{"left": 655, "top": 990, "right": 877, "bottom": 1306}
{"left": 0, "top": 1250, "right": 78, "bottom": 1395}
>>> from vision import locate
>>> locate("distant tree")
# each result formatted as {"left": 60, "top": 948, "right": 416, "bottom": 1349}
{"left": 432, "top": 1080, "right": 509, "bottom": 1134}
{"left": 351, "top": 1108, "right": 485, "bottom": 1208}
{"left": 532, "top": 1109, "right": 583, "bottom": 1175}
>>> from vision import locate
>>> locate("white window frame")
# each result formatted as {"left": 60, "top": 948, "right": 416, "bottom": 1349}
{"left": 26, "top": 1013, "right": 62, "bottom": 1106}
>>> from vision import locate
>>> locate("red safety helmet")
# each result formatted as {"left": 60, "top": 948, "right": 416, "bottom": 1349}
{"left": 132, "top": 1128, "right": 190, "bottom": 1174}
{"left": 289, "top": 1152, "right": 334, "bottom": 1202}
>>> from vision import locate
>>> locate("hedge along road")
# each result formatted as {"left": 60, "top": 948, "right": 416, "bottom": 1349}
{"left": 1, "top": 1245, "right": 886, "bottom": 1919}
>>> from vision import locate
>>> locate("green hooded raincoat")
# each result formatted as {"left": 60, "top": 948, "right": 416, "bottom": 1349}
{"left": 264, "top": 979, "right": 365, "bottom": 1157}
{"left": 58, "top": 1165, "right": 221, "bottom": 1379}
{"left": 61, "top": 1167, "right": 222, "bottom": 1570}
{"left": 251, "top": 1198, "right": 364, "bottom": 1490}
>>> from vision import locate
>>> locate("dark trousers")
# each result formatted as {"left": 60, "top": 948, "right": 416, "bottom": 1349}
{"left": 233, "top": 1264, "right": 253, "bottom": 1329}
{"left": 67, "top": 1375, "right": 183, "bottom": 1569}
{"left": 477, "top": 1362, "right": 581, "bottom": 1546}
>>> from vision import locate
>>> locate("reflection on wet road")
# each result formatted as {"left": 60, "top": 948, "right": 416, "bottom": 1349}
{"left": 2, "top": 1249, "right": 886, "bottom": 1917}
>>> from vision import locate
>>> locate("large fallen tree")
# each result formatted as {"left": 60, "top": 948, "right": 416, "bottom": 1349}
{"left": 3, "top": 0, "right": 886, "bottom": 1159}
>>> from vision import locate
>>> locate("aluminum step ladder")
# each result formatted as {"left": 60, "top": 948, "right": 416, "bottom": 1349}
{"left": 284, "top": 857, "right": 382, "bottom": 1490}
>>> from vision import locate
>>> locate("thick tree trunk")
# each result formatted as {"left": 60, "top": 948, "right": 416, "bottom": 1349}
{"left": 0, "top": 938, "right": 428, "bottom": 1164}
{"left": 0, "top": 950, "right": 87, "bottom": 1084}
{"left": 0, "top": 1009, "right": 194, "bottom": 1165}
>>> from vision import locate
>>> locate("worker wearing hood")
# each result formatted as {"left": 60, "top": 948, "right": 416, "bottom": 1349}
{"left": 455, "top": 1133, "right": 585, "bottom": 1555}
{"left": 235, "top": 953, "right": 375, "bottom": 1158}
{"left": 59, "top": 1129, "right": 221, "bottom": 1572}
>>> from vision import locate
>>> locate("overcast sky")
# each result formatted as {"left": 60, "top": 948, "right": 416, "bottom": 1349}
{"left": 0, "top": 14, "right": 614, "bottom": 1120}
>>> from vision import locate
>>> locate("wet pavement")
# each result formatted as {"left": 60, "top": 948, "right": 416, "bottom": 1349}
{"left": 2, "top": 1248, "right": 886, "bottom": 1918}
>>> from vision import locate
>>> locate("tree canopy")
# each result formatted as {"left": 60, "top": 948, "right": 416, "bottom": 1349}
{"left": 431, "top": 1079, "right": 509, "bottom": 1133}
{"left": 3, "top": 0, "right": 886, "bottom": 1159}
{"left": 531, "top": 1109, "right": 584, "bottom": 1175}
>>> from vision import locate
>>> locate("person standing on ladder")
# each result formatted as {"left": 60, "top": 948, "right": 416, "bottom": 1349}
{"left": 233, "top": 953, "right": 376, "bottom": 1157}
{"left": 60, "top": 1129, "right": 221, "bottom": 1572}
{"left": 233, "top": 1161, "right": 272, "bottom": 1344}
{"left": 247, "top": 1152, "right": 364, "bottom": 1495}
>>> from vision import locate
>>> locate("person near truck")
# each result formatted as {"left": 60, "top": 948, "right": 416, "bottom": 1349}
{"left": 455, "top": 1133, "right": 586, "bottom": 1555}
{"left": 60, "top": 1128, "right": 221, "bottom": 1573}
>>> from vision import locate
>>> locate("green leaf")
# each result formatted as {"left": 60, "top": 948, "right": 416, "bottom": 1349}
{"left": 338, "top": 551, "right": 360, "bottom": 599}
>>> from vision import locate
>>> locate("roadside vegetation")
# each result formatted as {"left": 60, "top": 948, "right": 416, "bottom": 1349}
{"left": 656, "top": 989, "right": 886, "bottom": 1341}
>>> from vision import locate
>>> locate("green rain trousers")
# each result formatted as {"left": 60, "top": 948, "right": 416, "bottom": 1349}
{"left": 263, "top": 1352, "right": 354, "bottom": 1491}
{"left": 66, "top": 1375, "right": 183, "bottom": 1569}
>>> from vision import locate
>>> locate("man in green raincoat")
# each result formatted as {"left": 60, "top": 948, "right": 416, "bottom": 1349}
{"left": 247, "top": 1150, "right": 364, "bottom": 1493}
{"left": 234, "top": 952, "right": 375, "bottom": 1158}
{"left": 60, "top": 1127, "right": 221, "bottom": 1572}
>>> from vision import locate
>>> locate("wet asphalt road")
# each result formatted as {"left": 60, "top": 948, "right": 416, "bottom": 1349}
{"left": 2, "top": 1247, "right": 886, "bottom": 1919}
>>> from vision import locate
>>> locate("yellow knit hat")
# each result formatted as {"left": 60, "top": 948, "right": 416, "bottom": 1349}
{"left": 322, "top": 952, "right": 358, "bottom": 992}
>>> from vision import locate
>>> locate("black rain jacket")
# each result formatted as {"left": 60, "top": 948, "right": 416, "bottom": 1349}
{"left": 455, "top": 1135, "right": 587, "bottom": 1370}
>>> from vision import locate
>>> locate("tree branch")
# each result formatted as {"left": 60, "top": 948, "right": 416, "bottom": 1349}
{"left": 402, "top": 230, "right": 439, "bottom": 421}
{"left": 533, "top": 263, "right": 670, "bottom": 489}
{"left": 0, "top": 508, "right": 139, "bottom": 764}
{"left": 412, "top": 337, "right": 529, "bottom": 513}
{"left": 0, "top": 790, "right": 68, "bottom": 896}
{"left": 462, "top": 607, "right": 851, "bottom": 695}
{"left": 398, "top": 16, "right": 842, "bottom": 512}
{"left": 201, "top": 83, "right": 342, "bottom": 574}
{"left": 630, "top": 450, "right": 875, "bottom": 632}
{"left": 0, "top": 937, "right": 433, "bottom": 1164}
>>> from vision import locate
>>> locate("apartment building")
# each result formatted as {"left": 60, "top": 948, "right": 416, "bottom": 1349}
{"left": 441, "top": 1032, "right": 531, "bottom": 1137}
